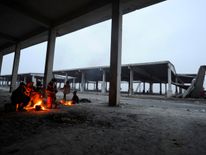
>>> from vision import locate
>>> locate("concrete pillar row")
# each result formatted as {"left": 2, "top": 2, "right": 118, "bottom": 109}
{"left": 109, "top": 0, "right": 122, "bottom": 106}
{"left": 101, "top": 70, "right": 106, "bottom": 93}
{"left": 129, "top": 67, "right": 134, "bottom": 95}
{"left": 43, "top": 28, "right": 56, "bottom": 89}
{"left": 10, "top": 44, "right": 21, "bottom": 92}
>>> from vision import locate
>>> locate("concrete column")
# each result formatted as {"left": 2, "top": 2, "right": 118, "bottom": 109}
{"left": 175, "top": 78, "right": 178, "bottom": 95}
{"left": 101, "top": 70, "right": 106, "bottom": 93}
{"left": 32, "top": 75, "right": 36, "bottom": 86}
{"left": 143, "top": 82, "right": 145, "bottom": 93}
{"left": 160, "top": 83, "right": 162, "bottom": 95}
{"left": 165, "top": 83, "right": 167, "bottom": 95}
{"left": 86, "top": 82, "right": 89, "bottom": 91}
{"left": 10, "top": 44, "right": 21, "bottom": 92}
{"left": 179, "top": 87, "right": 183, "bottom": 94}
{"left": 80, "top": 72, "right": 85, "bottom": 92}
{"left": 129, "top": 67, "right": 134, "bottom": 95}
{"left": 93, "top": 82, "right": 95, "bottom": 90}
{"left": 78, "top": 83, "right": 81, "bottom": 91}
{"left": 43, "top": 29, "right": 56, "bottom": 89}
{"left": 167, "top": 64, "right": 173, "bottom": 97}
{"left": 149, "top": 83, "right": 153, "bottom": 94}
{"left": 6, "top": 79, "right": 9, "bottom": 86}
{"left": 65, "top": 73, "right": 68, "bottom": 84}
{"left": 72, "top": 78, "right": 76, "bottom": 90}
{"left": 106, "top": 82, "right": 108, "bottom": 92}
{"left": 0, "top": 52, "right": 3, "bottom": 75}
{"left": 109, "top": 0, "right": 122, "bottom": 106}
{"left": 96, "top": 81, "right": 98, "bottom": 91}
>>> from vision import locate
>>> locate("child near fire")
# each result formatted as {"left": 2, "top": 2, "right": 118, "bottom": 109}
{"left": 63, "top": 81, "right": 70, "bottom": 101}
{"left": 72, "top": 91, "right": 79, "bottom": 104}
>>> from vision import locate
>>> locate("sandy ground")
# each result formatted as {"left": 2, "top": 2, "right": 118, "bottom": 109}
{"left": 1, "top": 87, "right": 206, "bottom": 155}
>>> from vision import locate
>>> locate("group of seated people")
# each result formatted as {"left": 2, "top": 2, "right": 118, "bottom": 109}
{"left": 11, "top": 78, "right": 80, "bottom": 111}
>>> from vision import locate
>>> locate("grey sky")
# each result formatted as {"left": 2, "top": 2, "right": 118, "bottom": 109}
{"left": 1, "top": 0, "right": 206, "bottom": 75}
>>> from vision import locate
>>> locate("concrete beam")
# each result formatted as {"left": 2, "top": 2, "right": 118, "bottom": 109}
{"left": 129, "top": 67, "right": 134, "bottom": 95}
{"left": 167, "top": 63, "right": 173, "bottom": 97}
{"left": 109, "top": 0, "right": 122, "bottom": 106}
{"left": 0, "top": 2, "right": 50, "bottom": 28}
{"left": 65, "top": 73, "right": 68, "bottom": 84}
{"left": 72, "top": 78, "right": 76, "bottom": 90}
{"left": 0, "top": 53, "right": 3, "bottom": 75}
{"left": 80, "top": 72, "right": 85, "bottom": 92}
{"left": 10, "top": 44, "right": 21, "bottom": 92}
{"left": 101, "top": 70, "right": 106, "bottom": 93}
{"left": 43, "top": 29, "right": 56, "bottom": 88}
{"left": 0, "top": 32, "right": 18, "bottom": 43}
{"left": 160, "top": 83, "right": 162, "bottom": 95}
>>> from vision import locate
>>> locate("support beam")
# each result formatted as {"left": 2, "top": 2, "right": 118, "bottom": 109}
{"left": 65, "top": 73, "right": 68, "bottom": 84}
{"left": 0, "top": 52, "right": 3, "bottom": 75}
{"left": 96, "top": 81, "right": 99, "bottom": 91}
{"left": 0, "top": 2, "right": 50, "bottom": 28}
{"left": 10, "top": 44, "right": 21, "bottom": 92}
{"left": 0, "top": 32, "right": 18, "bottom": 43}
{"left": 143, "top": 82, "right": 145, "bottom": 93}
{"left": 160, "top": 83, "right": 162, "bottom": 95}
{"left": 149, "top": 82, "right": 153, "bottom": 94}
{"left": 167, "top": 64, "right": 173, "bottom": 97}
{"left": 109, "top": 0, "right": 122, "bottom": 106}
{"left": 72, "top": 78, "right": 76, "bottom": 90}
{"left": 80, "top": 72, "right": 85, "bottom": 92}
{"left": 101, "top": 70, "right": 106, "bottom": 93}
{"left": 43, "top": 29, "right": 56, "bottom": 88}
{"left": 129, "top": 67, "right": 134, "bottom": 95}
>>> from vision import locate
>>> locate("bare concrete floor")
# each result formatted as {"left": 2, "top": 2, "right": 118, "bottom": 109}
{"left": 1, "top": 88, "right": 206, "bottom": 155}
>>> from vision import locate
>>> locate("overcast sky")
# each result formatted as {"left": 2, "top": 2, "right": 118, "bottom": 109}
{"left": 1, "top": 0, "right": 206, "bottom": 75}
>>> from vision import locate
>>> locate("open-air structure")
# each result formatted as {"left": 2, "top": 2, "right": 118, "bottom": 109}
{"left": 0, "top": 0, "right": 189, "bottom": 105}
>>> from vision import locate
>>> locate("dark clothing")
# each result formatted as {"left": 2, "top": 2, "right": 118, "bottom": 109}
{"left": 46, "top": 80, "right": 58, "bottom": 108}
{"left": 11, "top": 84, "right": 30, "bottom": 111}
{"left": 72, "top": 94, "right": 79, "bottom": 104}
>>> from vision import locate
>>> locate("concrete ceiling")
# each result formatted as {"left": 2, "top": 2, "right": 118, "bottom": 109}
{"left": 0, "top": 0, "right": 165, "bottom": 55}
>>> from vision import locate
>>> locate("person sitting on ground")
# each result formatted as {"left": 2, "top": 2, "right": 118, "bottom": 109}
{"left": 11, "top": 82, "right": 30, "bottom": 111}
{"left": 72, "top": 91, "right": 79, "bottom": 104}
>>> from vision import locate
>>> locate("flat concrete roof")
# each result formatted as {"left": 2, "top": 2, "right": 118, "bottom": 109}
{"left": 0, "top": 0, "right": 165, "bottom": 55}
{"left": 53, "top": 61, "right": 176, "bottom": 83}
{"left": 0, "top": 61, "right": 195, "bottom": 84}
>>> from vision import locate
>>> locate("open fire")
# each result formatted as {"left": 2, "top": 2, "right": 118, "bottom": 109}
{"left": 59, "top": 100, "right": 73, "bottom": 106}
{"left": 24, "top": 92, "right": 47, "bottom": 111}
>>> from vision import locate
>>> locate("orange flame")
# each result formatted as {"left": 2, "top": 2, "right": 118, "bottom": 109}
{"left": 24, "top": 92, "right": 46, "bottom": 111}
{"left": 60, "top": 100, "right": 73, "bottom": 106}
